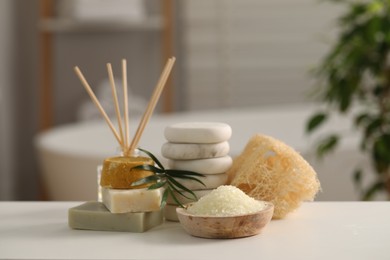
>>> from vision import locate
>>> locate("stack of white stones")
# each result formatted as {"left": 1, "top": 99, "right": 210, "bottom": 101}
{"left": 161, "top": 122, "right": 233, "bottom": 221}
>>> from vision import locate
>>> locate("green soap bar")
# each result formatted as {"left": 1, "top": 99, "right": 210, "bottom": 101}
{"left": 68, "top": 201, "right": 163, "bottom": 232}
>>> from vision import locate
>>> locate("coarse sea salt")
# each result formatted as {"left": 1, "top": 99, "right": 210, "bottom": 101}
{"left": 186, "top": 185, "right": 266, "bottom": 216}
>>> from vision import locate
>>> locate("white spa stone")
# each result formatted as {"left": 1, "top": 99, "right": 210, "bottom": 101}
{"left": 166, "top": 189, "right": 213, "bottom": 205}
{"left": 161, "top": 141, "right": 229, "bottom": 160}
{"left": 164, "top": 122, "right": 232, "bottom": 144}
{"left": 164, "top": 204, "right": 180, "bottom": 222}
{"left": 175, "top": 173, "right": 228, "bottom": 190}
{"left": 168, "top": 156, "right": 233, "bottom": 174}
{"left": 102, "top": 187, "right": 163, "bottom": 213}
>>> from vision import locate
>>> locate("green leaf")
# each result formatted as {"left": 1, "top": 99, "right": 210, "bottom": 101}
{"left": 160, "top": 188, "right": 170, "bottom": 209}
{"left": 133, "top": 164, "right": 165, "bottom": 174}
{"left": 339, "top": 82, "right": 353, "bottom": 112}
{"left": 364, "top": 118, "right": 382, "bottom": 139}
{"left": 353, "top": 168, "right": 362, "bottom": 188}
{"left": 372, "top": 134, "right": 390, "bottom": 173}
{"left": 306, "top": 113, "right": 328, "bottom": 133}
{"left": 362, "top": 181, "right": 384, "bottom": 201}
{"left": 130, "top": 174, "right": 161, "bottom": 187}
{"left": 167, "top": 176, "right": 198, "bottom": 201}
{"left": 373, "top": 135, "right": 390, "bottom": 162}
{"left": 169, "top": 189, "right": 186, "bottom": 208}
{"left": 354, "top": 113, "right": 370, "bottom": 127}
{"left": 166, "top": 184, "right": 191, "bottom": 208}
{"left": 147, "top": 180, "right": 166, "bottom": 190}
{"left": 165, "top": 169, "right": 205, "bottom": 177}
{"left": 137, "top": 147, "right": 165, "bottom": 170}
{"left": 165, "top": 170, "right": 206, "bottom": 186}
{"left": 168, "top": 182, "right": 197, "bottom": 201}
{"left": 316, "top": 134, "right": 339, "bottom": 158}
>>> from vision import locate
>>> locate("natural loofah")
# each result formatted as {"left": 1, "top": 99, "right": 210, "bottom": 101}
{"left": 227, "top": 134, "right": 320, "bottom": 219}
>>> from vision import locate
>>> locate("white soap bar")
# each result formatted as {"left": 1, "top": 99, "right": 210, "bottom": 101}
{"left": 168, "top": 156, "right": 233, "bottom": 174}
{"left": 102, "top": 187, "right": 163, "bottom": 213}
{"left": 161, "top": 141, "right": 229, "bottom": 160}
{"left": 175, "top": 173, "right": 227, "bottom": 190}
{"left": 164, "top": 122, "right": 232, "bottom": 144}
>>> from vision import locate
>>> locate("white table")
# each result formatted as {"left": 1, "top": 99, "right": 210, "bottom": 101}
{"left": 0, "top": 202, "right": 388, "bottom": 259}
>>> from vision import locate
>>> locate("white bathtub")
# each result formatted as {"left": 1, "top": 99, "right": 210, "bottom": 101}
{"left": 35, "top": 105, "right": 371, "bottom": 201}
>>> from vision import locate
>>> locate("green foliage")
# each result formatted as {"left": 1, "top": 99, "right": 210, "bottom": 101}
{"left": 306, "top": 113, "right": 328, "bottom": 133}
{"left": 316, "top": 134, "right": 339, "bottom": 158}
{"left": 307, "top": 0, "right": 390, "bottom": 200}
{"left": 131, "top": 148, "right": 205, "bottom": 208}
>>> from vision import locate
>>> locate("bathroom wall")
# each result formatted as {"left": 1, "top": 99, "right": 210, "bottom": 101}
{"left": 0, "top": 0, "right": 15, "bottom": 200}
{"left": 181, "top": 0, "right": 342, "bottom": 110}
{"left": 0, "top": 0, "right": 40, "bottom": 200}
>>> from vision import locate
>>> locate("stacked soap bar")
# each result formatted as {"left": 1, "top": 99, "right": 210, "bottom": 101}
{"left": 69, "top": 201, "right": 163, "bottom": 232}
{"left": 69, "top": 156, "right": 164, "bottom": 232}
{"left": 161, "top": 122, "right": 233, "bottom": 221}
{"left": 100, "top": 156, "right": 163, "bottom": 213}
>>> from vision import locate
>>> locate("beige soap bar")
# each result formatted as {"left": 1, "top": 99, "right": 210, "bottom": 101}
{"left": 68, "top": 201, "right": 163, "bottom": 232}
{"left": 102, "top": 187, "right": 163, "bottom": 213}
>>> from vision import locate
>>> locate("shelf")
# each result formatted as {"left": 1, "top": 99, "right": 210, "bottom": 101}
{"left": 39, "top": 16, "right": 163, "bottom": 33}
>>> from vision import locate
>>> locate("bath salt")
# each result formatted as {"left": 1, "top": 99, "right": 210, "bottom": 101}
{"left": 186, "top": 185, "right": 266, "bottom": 216}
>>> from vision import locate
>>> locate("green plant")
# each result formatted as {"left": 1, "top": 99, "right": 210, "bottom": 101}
{"left": 307, "top": 0, "right": 390, "bottom": 200}
{"left": 131, "top": 148, "right": 205, "bottom": 208}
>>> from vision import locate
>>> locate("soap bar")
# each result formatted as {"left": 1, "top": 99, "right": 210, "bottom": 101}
{"left": 168, "top": 156, "right": 233, "bottom": 174}
{"left": 100, "top": 156, "right": 154, "bottom": 189}
{"left": 68, "top": 201, "right": 163, "bottom": 232}
{"left": 161, "top": 141, "right": 229, "bottom": 160}
{"left": 164, "top": 122, "right": 232, "bottom": 143}
{"left": 102, "top": 187, "right": 163, "bottom": 213}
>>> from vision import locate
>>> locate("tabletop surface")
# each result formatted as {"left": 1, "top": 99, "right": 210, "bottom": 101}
{"left": 0, "top": 201, "right": 389, "bottom": 260}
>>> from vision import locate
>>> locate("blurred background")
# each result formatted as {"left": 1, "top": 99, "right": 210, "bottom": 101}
{"left": 0, "top": 0, "right": 372, "bottom": 201}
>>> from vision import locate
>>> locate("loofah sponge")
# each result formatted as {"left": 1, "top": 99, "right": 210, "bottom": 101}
{"left": 227, "top": 134, "right": 320, "bottom": 219}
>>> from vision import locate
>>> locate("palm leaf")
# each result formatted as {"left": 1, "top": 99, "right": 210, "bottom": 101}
{"left": 167, "top": 185, "right": 186, "bottom": 208}
{"left": 166, "top": 169, "right": 205, "bottom": 177}
{"left": 165, "top": 170, "right": 206, "bottom": 186}
{"left": 131, "top": 147, "right": 205, "bottom": 207}
{"left": 147, "top": 180, "right": 166, "bottom": 190}
{"left": 168, "top": 182, "right": 197, "bottom": 201}
{"left": 130, "top": 174, "right": 161, "bottom": 187}
{"left": 167, "top": 176, "right": 198, "bottom": 200}
{"left": 133, "top": 164, "right": 165, "bottom": 174}
{"left": 137, "top": 147, "right": 165, "bottom": 170}
{"left": 160, "top": 188, "right": 170, "bottom": 209}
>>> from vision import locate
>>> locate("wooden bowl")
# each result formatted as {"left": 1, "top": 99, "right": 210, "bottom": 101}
{"left": 176, "top": 201, "right": 274, "bottom": 239}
